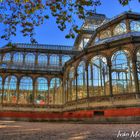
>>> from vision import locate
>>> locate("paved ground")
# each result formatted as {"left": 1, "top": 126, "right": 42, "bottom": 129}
{"left": 0, "top": 121, "right": 140, "bottom": 140}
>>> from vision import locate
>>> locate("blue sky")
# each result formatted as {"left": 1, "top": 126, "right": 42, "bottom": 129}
{"left": 0, "top": 0, "right": 140, "bottom": 47}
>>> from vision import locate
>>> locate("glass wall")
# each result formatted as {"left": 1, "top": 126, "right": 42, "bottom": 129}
{"left": 35, "top": 77, "right": 48, "bottom": 105}
{"left": 50, "top": 55, "right": 60, "bottom": 66}
{"left": 68, "top": 67, "right": 76, "bottom": 101}
{"left": 77, "top": 61, "right": 87, "bottom": 99}
{"left": 25, "top": 53, "right": 35, "bottom": 66}
{"left": 49, "top": 78, "right": 62, "bottom": 104}
{"left": 111, "top": 50, "right": 134, "bottom": 94}
{"left": 79, "top": 38, "right": 90, "bottom": 50}
{"left": 100, "top": 30, "right": 111, "bottom": 40}
{"left": 3, "top": 76, "right": 17, "bottom": 104}
{"left": 114, "top": 22, "right": 127, "bottom": 36}
{"left": 136, "top": 49, "right": 140, "bottom": 89}
{"left": 38, "top": 54, "right": 48, "bottom": 67}
{"left": 19, "top": 77, "right": 33, "bottom": 104}
{"left": 88, "top": 56, "right": 109, "bottom": 97}
{"left": 3, "top": 53, "right": 11, "bottom": 63}
{"left": 64, "top": 80, "right": 68, "bottom": 103}
{"left": 62, "top": 55, "right": 71, "bottom": 65}
{"left": 13, "top": 52, "right": 23, "bottom": 64}
{"left": 130, "top": 20, "right": 140, "bottom": 32}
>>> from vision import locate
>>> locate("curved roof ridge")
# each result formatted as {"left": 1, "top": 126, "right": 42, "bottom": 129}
{"left": 0, "top": 42, "right": 75, "bottom": 51}
{"left": 13, "top": 42, "right": 73, "bottom": 48}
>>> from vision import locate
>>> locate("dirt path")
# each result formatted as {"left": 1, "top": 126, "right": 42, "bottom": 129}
{"left": 0, "top": 121, "right": 140, "bottom": 140}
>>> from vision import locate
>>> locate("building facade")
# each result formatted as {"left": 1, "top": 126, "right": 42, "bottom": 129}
{"left": 0, "top": 11, "right": 140, "bottom": 121}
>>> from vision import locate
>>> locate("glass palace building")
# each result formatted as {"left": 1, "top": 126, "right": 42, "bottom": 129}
{"left": 0, "top": 11, "right": 140, "bottom": 122}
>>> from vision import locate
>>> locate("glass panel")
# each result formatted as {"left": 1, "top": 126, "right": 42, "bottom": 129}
{"left": 3, "top": 76, "right": 17, "bottom": 104}
{"left": 13, "top": 52, "right": 23, "bottom": 63}
{"left": 114, "top": 22, "right": 127, "bottom": 35}
{"left": 137, "top": 49, "right": 140, "bottom": 88}
{"left": 25, "top": 53, "right": 35, "bottom": 66}
{"left": 38, "top": 54, "right": 48, "bottom": 67}
{"left": 50, "top": 55, "right": 60, "bottom": 66}
{"left": 111, "top": 50, "right": 134, "bottom": 94}
{"left": 130, "top": 21, "right": 140, "bottom": 32}
{"left": 77, "top": 61, "right": 87, "bottom": 99}
{"left": 62, "top": 55, "right": 71, "bottom": 65}
{"left": 88, "top": 56, "right": 109, "bottom": 97}
{"left": 68, "top": 67, "right": 76, "bottom": 101}
{"left": 49, "top": 78, "right": 62, "bottom": 105}
{"left": 100, "top": 30, "right": 111, "bottom": 40}
{"left": 63, "top": 80, "right": 67, "bottom": 103}
{"left": 3, "top": 53, "right": 11, "bottom": 62}
{"left": 94, "top": 37, "right": 99, "bottom": 43}
{"left": 79, "top": 38, "right": 90, "bottom": 50}
{"left": 35, "top": 77, "right": 48, "bottom": 105}
{"left": 19, "top": 77, "right": 33, "bottom": 104}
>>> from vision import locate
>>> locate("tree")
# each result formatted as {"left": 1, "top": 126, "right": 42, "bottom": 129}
{"left": 119, "top": 0, "right": 140, "bottom": 5}
{"left": 0, "top": 0, "right": 139, "bottom": 43}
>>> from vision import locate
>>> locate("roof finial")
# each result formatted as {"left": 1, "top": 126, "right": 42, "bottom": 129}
{"left": 128, "top": 2, "right": 132, "bottom": 12}
{"left": 93, "top": 0, "right": 101, "bottom": 14}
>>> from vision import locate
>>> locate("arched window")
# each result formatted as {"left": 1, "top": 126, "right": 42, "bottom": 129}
{"left": 68, "top": 67, "right": 76, "bottom": 101}
{"left": 13, "top": 52, "right": 23, "bottom": 63}
{"left": 62, "top": 55, "right": 71, "bottom": 65}
{"left": 77, "top": 61, "right": 87, "bottom": 99}
{"left": 112, "top": 50, "right": 134, "bottom": 94}
{"left": 0, "top": 76, "right": 2, "bottom": 103}
{"left": 3, "top": 76, "right": 17, "bottom": 104}
{"left": 19, "top": 77, "right": 33, "bottom": 104}
{"left": 49, "top": 78, "right": 62, "bottom": 104}
{"left": 50, "top": 55, "right": 60, "bottom": 66}
{"left": 100, "top": 30, "right": 111, "bottom": 40}
{"left": 38, "top": 54, "right": 48, "bottom": 67}
{"left": 88, "top": 56, "right": 109, "bottom": 97}
{"left": 35, "top": 77, "right": 48, "bottom": 105}
{"left": 3, "top": 53, "right": 11, "bottom": 62}
{"left": 136, "top": 49, "right": 140, "bottom": 88}
{"left": 25, "top": 53, "right": 35, "bottom": 66}
{"left": 130, "top": 21, "right": 140, "bottom": 32}
{"left": 114, "top": 22, "right": 127, "bottom": 36}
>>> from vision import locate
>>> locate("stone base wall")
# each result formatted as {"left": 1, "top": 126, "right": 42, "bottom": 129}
{"left": 0, "top": 107, "right": 140, "bottom": 123}
{"left": 0, "top": 93, "right": 140, "bottom": 122}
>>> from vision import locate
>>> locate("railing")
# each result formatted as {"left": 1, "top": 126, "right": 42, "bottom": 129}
{"left": 12, "top": 43, "right": 75, "bottom": 51}
{"left": 1, "top": 103, "right": 63, "bottom": 109}
{"left": 0, "top": 62, "right": 63, "bottom": 71}
{"left": 64, "top": 92, "right": 138, "bottom": 106}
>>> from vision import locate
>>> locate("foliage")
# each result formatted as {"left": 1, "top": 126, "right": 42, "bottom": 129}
{"left": 119, "top": 0, "right": 140, "bottom": 5}
{"left": 0, "top": 0, "right": 139, "bottom": 43}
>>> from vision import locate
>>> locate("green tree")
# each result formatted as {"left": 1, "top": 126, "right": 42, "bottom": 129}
{"left": 0, "top": 0, "right": 139, "bottom": 43}
{"left": 119, "top": 0, "right": 140, "bottom": 5}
